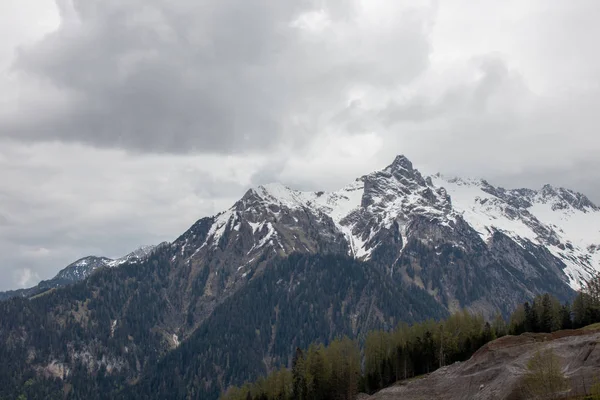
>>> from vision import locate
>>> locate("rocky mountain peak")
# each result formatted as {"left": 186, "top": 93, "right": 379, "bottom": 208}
{"left": 431, "top": 173, "right": 600, "bottom": 288}
{"left": 360, "top": 155, "right": 439, "bottom": 210}
{"left": 237, "top": 183, "right": 306, "bottom": 214}
{"left": 180, "top": 154, "right": 599, "bottom": 288}
{"left": 388, "top": 154, "right": 414, "bottom": 171}
{"left": 381, "top": 155, "right": 426, "bottom": 185}
{"left": 55, "top": 256, "right": 113, "bottom": 282}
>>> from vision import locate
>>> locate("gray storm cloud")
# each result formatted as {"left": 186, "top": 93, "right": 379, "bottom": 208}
{"left": 2, "top": 0, "right": 434, "bottom": 154}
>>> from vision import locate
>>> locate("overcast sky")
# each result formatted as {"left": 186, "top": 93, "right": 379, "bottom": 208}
{"left": 0, "top": 0, "right": 599, "bottom": 291}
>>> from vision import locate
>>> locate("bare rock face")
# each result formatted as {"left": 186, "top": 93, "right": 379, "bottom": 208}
{"left": 360, "top": 328, "right": 600, "bottom": 400}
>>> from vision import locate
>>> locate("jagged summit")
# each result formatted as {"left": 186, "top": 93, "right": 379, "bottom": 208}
{"left": 432, "top": 174, "right": 600, "bottom": 286}
{"left": 387, "top": 154, "right": 414, "bottom": 171}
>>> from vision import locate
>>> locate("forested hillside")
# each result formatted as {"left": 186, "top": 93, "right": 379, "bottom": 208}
{"left": 220, "top": 284, "right": 600, "bottom": 400}
{"left": 123, "top": 253, "right": 446, "bottom": 400}
{"left": 0, "top": 252, "right": 446, "bottom": 400}
{"left": 0, "top": 249, "right": 177, "bottom": 400}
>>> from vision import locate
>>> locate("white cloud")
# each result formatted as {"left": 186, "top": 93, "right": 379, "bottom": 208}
{"left": 15, "top": 268, "right": 41, "bottom": 288}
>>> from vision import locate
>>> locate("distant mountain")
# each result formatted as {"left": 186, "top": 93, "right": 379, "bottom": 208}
{"left": 0, "top": 154, "right": 597, "bottom": 399}
{"left": 0, "top": 244, "right": 165, "bottom": 301}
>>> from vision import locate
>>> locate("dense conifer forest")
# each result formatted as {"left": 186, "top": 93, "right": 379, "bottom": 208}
{"left": 220, "top": 280, "right": 600, "bottom": 400}
{"left": 0, "top": 252, "right": 447, "bottom": 400}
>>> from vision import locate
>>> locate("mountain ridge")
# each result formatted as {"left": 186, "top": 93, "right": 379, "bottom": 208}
{"left": 4, "top": 154, "right": 596, "bottom": 301}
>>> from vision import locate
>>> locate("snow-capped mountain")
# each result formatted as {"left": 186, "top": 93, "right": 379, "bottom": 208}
{"left": 169, "top": 155, "right": 592, "bottom": 315}
{"left": 56, "top": 244, "right": 162, "bottom": 281}
{"left": 54, "top": 256, "right": 115, "bottom": 282}
{"left": 173, "top": 156, "right": 450, "bottom": 265}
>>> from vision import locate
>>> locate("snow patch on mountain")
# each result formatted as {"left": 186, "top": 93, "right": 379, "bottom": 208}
{"left": 432, "top": 175, "right": 600, "bottom": 288}
{"left": 106, "top": 244, "right": 158, "bottom": 267}
{"left": 527, "top": 198, "right": 600, "bottom": 287}
{"left": 431, "top": 176, "right": 538, "bottom": 243}
{"left": 206, "top": 209, "right": 235, "bottom": 245}
{"left": 254, "top": 182, "right": 365, "bottom": 222}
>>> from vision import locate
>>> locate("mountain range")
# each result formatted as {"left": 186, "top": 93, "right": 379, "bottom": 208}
{"left": 0, "top": 154, "right": 598, "bottom": 399}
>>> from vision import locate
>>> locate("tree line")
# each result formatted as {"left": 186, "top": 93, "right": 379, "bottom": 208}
{"left": 222, "top": 311, "right": 503, "bottom": 400}
{"left": 222, "top": 338, "right": 361, "bottom": 400}
{"left": 221, "top": 274, "right": 600, "bottom": 400}
{"left": 509, "top": 275, "right": 600, "bottom": 335}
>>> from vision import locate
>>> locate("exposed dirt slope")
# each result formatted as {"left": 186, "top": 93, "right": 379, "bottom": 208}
{"left": 360, "top": 328, "right": 600, "bottom": 400}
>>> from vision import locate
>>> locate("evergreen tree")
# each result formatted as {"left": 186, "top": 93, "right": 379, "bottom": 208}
{"left": 560, "top": 304, "right": 572, "bottom": 330}
{"left": 481, "top": 322, "right": 494, "bottom": 345}
{"left": 524, "top": 302, "right": 538, "bottom": 333}
{"left": 573, "top": 292, "right": 590, "bottom": 328}
{"left": 540, "top": 294, "right": 554, "bottom": 333}
{"left": 492, "top": 313, "right": 507, "bottom": 338}
{"left": 292, "top": 347, "right": 306, "bottom": 400}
